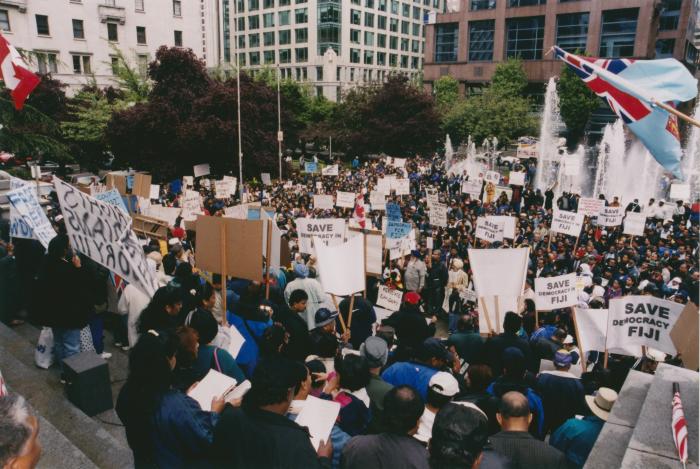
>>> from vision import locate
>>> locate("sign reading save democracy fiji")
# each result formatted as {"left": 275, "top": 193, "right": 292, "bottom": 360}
{"left": 551, "top": 209, "right": 584, "bottom": 237}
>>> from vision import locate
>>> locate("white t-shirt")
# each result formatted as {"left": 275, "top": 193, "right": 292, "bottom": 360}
{"left": 414, "top": 407, "right": 436, "bottom": 443}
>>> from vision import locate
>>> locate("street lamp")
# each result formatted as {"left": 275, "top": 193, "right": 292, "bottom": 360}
{"left": 277, "top": 64, "right": 283, "bottom": 180}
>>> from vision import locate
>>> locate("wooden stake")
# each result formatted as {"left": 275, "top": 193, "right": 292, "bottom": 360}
{"left": 653, "top": 99, "right": 700, "bottom": 128}
{"left": 220, "top": 222, "right": 228, "bottom": 326}
{"left": 571, "top": 307, "right": 586, "bottom": 374}
{"left": 603, "top": 350, "right": 609, "bottom": 369}
{"left": 479, "top": 297, "right": 495, "bottom": 335}
{"left": 331, "top": 294, "right": 348, "bottom": 333}
{"left": 363, "top": 233, "right": 368, "bottom": 299}
{"left": 265, "top": 222, "right": 272, "bottom": 300}
{"left": 348, "top": 294, "right": 356, "bottom": 330}
{"left": 494, "top": 295, "right": 501, "bottom": 334}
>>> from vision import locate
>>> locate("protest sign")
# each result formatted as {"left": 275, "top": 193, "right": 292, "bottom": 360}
{"left": 149, "top": 184, "right": 160, "bottom": 200}
{"left": 9, "top": 203, "right": 33, "bottom": 240}
{"left": 573, "top": 308, "right": 608, "bottom": 353}
{"left": 224, "top": 205, "right": 248, "bottom": 219}
{"left": 461, "top": 180, "right": 482, "bottom": 197}
{"left": 304, "top": 162, "right": 318, "bottom": 173}
{"left": 535, "top": 273, "right": 577, "bottom": 310}
{"left": 315, "top": 181, "right": 323, "bottom": 191}
{"left": 376, "top": 177, "right": 392, "bottom": 195}
{"left": 376, "top": 285, "right": 403, "bottom": 311}
{"left": 144, "top": 205, "right": 180, "bottom": 226}
{"left": 370, "top": 191, "right": 386, "bottom": 211}
{"left": 182, "top": 190, "right": 202, "bottom": 221}
{"left": 426, "top": 237, "right": 433, "bottom": 250}
{"left": 95, "top": 189, "right": 129, "bottom": 214}
{"left": 54, "top": 178, "right": 158, "bottom": 296}
{"left": 669, "top": 183, "right": 690, "bottom": 201}
{"left": 487, "top": 216, "right": 516, "bottom": 239}
{"left": 295, "top": 395, "right": 341, "bottom": 451}
{"left": 335, "top": 191, "right": 356, "bottom": 209}
{"left": 348, "top": 228, "right": 383, "bottom": 276}
{"left": 509, "top": 171, "right": 525, "bottom": 186}
{"left": 394, "top": 179, "right": 410, "bottom": 196}
{"left": 106, "top": 173, "right": 127, "bottom": 195}
{"left": 551, "top": 209, "right": 584, "bottom": 237}
{"left": 597, "top": 206, "right": 624, "bottom": 227}
{"left": 386, "top": 220, "right": 412, "bottom": 239}
{"left": 193, "top": 164, "right": 210, "bottom": 178}
{"left": 214, "top": 179, "right": 236, "bottom": 199}
{"left": 477, "top": 296, "right": 518, "bottom": 335}
{"left": 386, "top": 202, "right": 401, "bottom": 221}
{"left": 296, "top": 218, "right": 346, "bottom": 254}
{"left": 577, "top": 197, "right": 605, "bottom": 217}
{"left": 475, "top": 217, "right": 503, "bottom": 243}
{"left": 7, "top": 183, "right": 56, "bottom": 248}
{"left": 321, "top": 164, "right": 338, "bottom": 176}
{"left": 516, "top": 143, "right": 538, "bottom": 159}
{"left": 426, "top": 187, "right": 439, "bottom": 208}
{"left": 261, "top": 173, "right": 271, "bottom": 185}
{"left": 315, "top": 234, "right": 365, "bottom": 296}
{"left": 669, "top": 302, "right": 699, "bottom": 370}
{"left": 607, "top": 296, "right": 683, "bottom": 356}
{"left": 623, "top": 212, "right": 647, "bottom": 237}
{"left": 313, "top": 194, "right": 334, "bottom": 210}
{"left": 429, "top": 203, "right": 447, "bottom": 227}
{"left": 388, "top": 157, "right": 406, "bottom": 168}
{"left": 460, "top": 288, "right": 477, "bottom": 304}
{"left": 468, "top": 248, "right": 528, "bottom": 298}
{"left": 485, "top": 171, "right": 500, "bottom": 185}
{"left": 494, "top": 185, "right": 512, "bottom": 201}
{"left": 132, "top": 173, "right": 152, "bottom": 199}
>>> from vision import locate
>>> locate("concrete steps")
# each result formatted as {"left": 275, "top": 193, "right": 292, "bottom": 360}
{"left": 0, "top": 321, "right": 133, "bottom": 469}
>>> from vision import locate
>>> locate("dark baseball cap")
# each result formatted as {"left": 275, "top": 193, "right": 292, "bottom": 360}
{"left": 420, "top": 338, "right": 453, "bottom": 362}
{"left": 314, "top": 308, "right": 338, "bottom": 328}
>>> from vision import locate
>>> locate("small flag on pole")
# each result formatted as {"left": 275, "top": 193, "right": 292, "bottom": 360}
{"left": 0, "top": 32, "right": 40, "bottom": 110}
{"left": 353, "top": 193, "right": 366, "bottom": 229}
{"left": 672, "top": 382, "right": 688, "bottom": 468}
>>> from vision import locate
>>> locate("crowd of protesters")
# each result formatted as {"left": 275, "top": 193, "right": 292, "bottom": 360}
{"left": 0, "top": 153, "right": 698, "bottom": 469}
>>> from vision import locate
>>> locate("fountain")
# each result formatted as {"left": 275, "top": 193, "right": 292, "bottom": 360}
{"left": 445, "top": 134, "right": 454, "bottom": 171}
{"left": 536, "top": 77, "right": 564, "bottom": 192}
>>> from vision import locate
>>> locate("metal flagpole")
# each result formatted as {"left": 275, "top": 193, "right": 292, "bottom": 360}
{"left": 234, "top": 0, "right": 243, "bottom": 201}
{"left": 277, "top": 64, "right": 283, "bottom": 179}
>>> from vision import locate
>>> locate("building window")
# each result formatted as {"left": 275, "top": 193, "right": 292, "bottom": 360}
{"left": 400, "top": 37, "right": 408, "bottom": 51}
{"left": 469, "top": 20, "right": 493, "bottom": 61}
{"left": 350, "top": 48, "right": 360, "bottom": 63}
{"left": 279, "top": 10, "right": 290, "bottom": 25}
{"left": 35, "top": 15, "right": 50, "bottom": 36}
{"left": 556, "top": 12, "right": 588, "bottom": 53}
{"left": 250, "top": 51, "right": 260, "bottom": 65}
{"left": 401, "top": 20, "right": 409, "bottom": 34}
{"left": 280, "top": 0, "right": 290, "bottom": 5}
{"left": 599, "top": 8, "right": 638, "bottom": 58}
{"left": 365, "top": 31, "right": 374, "bottom": 46}
{"left": 379, "top": 0, "right": 386, "bottom": 11}
{"left": 36, "top": 52, "right": 58, "bottom": 74}
{"left": 470, "top": 0, "right": 495, "bottom": 10}
{"left": 434, "top": 22, "right": 458, "bottom": 62}
{"left": 72, "top": 19, "right": 84, "bottom": 39}
{"left": 351, "top": 29, "right": 360, "bottom": 43}
{"left": 412, "top": 22, "right": 420, "bottom": 36}
{"left": 137, "top": 54, "right": 148, "bottom": 76}
{"left": 107, "top": 22, "right": 118, "bottom": 42}
{"left": 659, "top": 0, "right": 680, "bottom": 31}
{"left": 264, "top": 0, "right": 274, "bottom": 7}
{"left": 377, "top": 51, "right": 386, "bottom": 65}
{"left": 279, "top": 29, "right": 291, "bottom": 44}
{"left": 378, "top": 15, "right": 386, "bottom": 29}
{"left": 249, "top": 15, "right": 260, "bottom": 29}
{"left": 391, "top": 0, "right": 399, "bottom": 14}
{"left": 238, "top": 53, "right": 246, "bottom": 66}
{"left": 264, "top": 31, "right": 275, "bottom": 45}
{"left": 389, "top": 18, "right": 398, "bottom": 32}
{"left": 366, "top": 0, "right": 374, "bottom": 7}
{"left": 364, "top": 12, "right": 374, "bottom": 27}
{"left": 318, "top": 24, "right": 340, "bottom": 55}
{"left": 295, "top": 8, "right": 308, "bottom": 23}
{"left": 135, "top": 0, "right": 145, "bottom": 11}
{"left": 412, "top": 6, "right": 420, "bottom": 20}
{"left": 390, "top": 35, "right": 398, "bottom": 49}
{"left": 264, "top": 50, "right": 275, "bottom": 64}
{"left": 364, "top": 50, "right": 374, "bottom": 64}
{"left": 0, "top": 10, "right": 9, "bottom": 31}
{"left": 249, "top": 33, "right": 260, "bottom": 47}
{"left": 508, "top": 0, "right": 544, "bottom": 6}
{"left": 111, "top": 56, "right": 119, "bottom": 74}
{"left": 295, "top": 47, "right": 308, "bottom": 62}
{"left": 295, "top": 27, "right": 308, "bottom": 42}
{"left": 238, "top": 17, "right": 245, "bottom": 31}
{"left": 655, "top": 38, "right": 675, "bottom": 58}
{"left": 402, "top": 3, "right": 409, "bottom": 17}
{"left": 351, "top": 9, "right": 360, "bottom": 25}
{"left": 173, "top": 0, "right": 182, "bottom": 16}
{"left": 506, "top": 16, "right": 544, "bottom": 60}
{"left": 174, "top": 30, "right": 182, "bottom": 46}
{"left": 280, "top": 48, "right": 291, "bottom": 63}
{"left": 401, "top": 55, "right": 408, "bottom": 67}
{"left": 72, "top": 54, "right": 91, "bottom": 74}
{"left": 249, "top": 0, "right": 259, "bottom": 10}
{"left": 136, "top": 26, "right": 147, "bottom": 44}
{"left": 263, "top": 13, "right": 275, "bottom": 27}
{"left": 411, "top": 39, "right": 419, "bottom": 52}
{"left": 238, "top": 35, "right": 245, "bottom": 48}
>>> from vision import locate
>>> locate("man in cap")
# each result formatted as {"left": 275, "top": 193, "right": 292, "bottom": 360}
{"left": 490, "top": 391, "right": 568, "bottom": 468}
{"left": 284, "top": 263, "right": 333, "bottom": 330}
{"left": 535, "top": 349, "right": 586, "bottom": 435}
{"left": 414, "top": 372, "right": 460, "bottom": 444}
{"left": 359, "top": 336, "right": 393, "bottom": 415}
{"left": 550, "top": 387, "right": 618, "bottom": 468}
{"left": 404, "top": 250, "right": 427, "bottom": 293}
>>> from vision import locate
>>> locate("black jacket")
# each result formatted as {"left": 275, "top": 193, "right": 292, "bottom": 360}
{"left": 489, "top": 431, "right": 568, "bottom": 469}
{"left": 273, "top": 306, "right": 313, "bottom": 361}
{"left": 36, "top": 254, "right": 92, "bottom": 329}
{"left": 483, "top": 333, "right": 535, "bottom": 376}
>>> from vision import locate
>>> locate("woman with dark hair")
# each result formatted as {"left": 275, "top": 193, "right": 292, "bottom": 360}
{"left": 115, "top": 329, "right": 224, "bottom": 468}
{"left": 169, "top": 262, "right": 202, "bottom": 318}
{"left": 137, "top": 286, "right": 183, "bottom": 335}
{"left": 320, "top": 354, "right": 371, "bottom": 436}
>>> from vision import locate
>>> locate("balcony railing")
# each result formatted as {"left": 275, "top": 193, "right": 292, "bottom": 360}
{"left": 0, "top": 0, "right": 27, "bottom": 13}
{"left": 98, "top": 3, "right": 126, "bottom": 24}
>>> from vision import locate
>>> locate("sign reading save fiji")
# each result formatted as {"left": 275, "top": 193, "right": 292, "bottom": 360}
{"left": 607, "top": 296, "right": 683, "bottom": 355}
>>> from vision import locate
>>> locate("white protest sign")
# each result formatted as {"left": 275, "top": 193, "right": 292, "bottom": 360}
{"left": 313, "top": 194, "right": 334, "bottom": 210}
{"left": 468, "top": 248, "right": 529, "bottom": 298}
{"left": 335, "top": 191, "right": 356, "bottom": 209}
{"left": 535, "top": 273, "right": 577, "bottom": 311}
{"left": 6, "top": 183, "right": 56, "bottom": 248}
{"left": 574, "top": 308, "right": 608, "bottom": 353}
{"left": 315, "top": 234, "right": 365, "bottom": 296}
{"left": 149, "top": 184, "right": 160, "bottom": 200}
{"left": 477, "top": 295, "right": 518, "bottom": 335}
{"left": 296, "top": 395, "right": 341, "bottom": 451}
{"left": 485, "top": 171, "right": 500, "bottom": 185}
{"left": 321, "top": 164, "right": 339, "bottom": 176}
{"left": 95, "top": 189, "right": 129, "bottom": 214}
{"left": 261, "top": 173, "right": 271, "bottom": 185}
{"left": 487, "top": 216, "right": 516, "bottom": 239}
{"left": 475, "top": 217, "right": 503, "bottom": 243}
{"left": 429, "top": 203, "right": 447, "bottom": 227}
{"left": 607, "top": 296, "right": 683, "bottom": 356}
{"left": 597, "top": 206, "right": 624, "bottom": 227}
{"left": 426, "top": 237, "right": 433, "bottom": 250}
{"left": 394, "top": 179, "right": 410, "bottom": 196}
{"left": 54, "top": 178, "right": 158, "bottom": 296}
{"left": 376, "top": 177, "right": 392, "bottom": 195}
{"left": 551, "top": 209, "right": 584, "bottom": 237}
{"left": 296, "top": 218, "right": 346, "bottom": 255}
{"left": 461, "top": 180, "right": 482, "bottom": 197}
{"left": 670, "top": 184, "right": 690, "bottom": 201}
{"left": 214, "top": 180, "right": 235, "bottom": 199}
{"left": 426, "top": 187, "right": 440, "bottom": 208}
{"left": 509, "top": 171, "right": 525, "bottom": 186}
{"left": 223, "top": 205, "right": 248, "bottom": 219}
{"left": 388, "top": 157, "right": 406, "bottom": 168}
{"left": 182, "top": 190, "right": 202, "bottom": 221}
{"left": 376, "top": 285, "right": 403, "bottom": 311}
{"left": 370, "top": 191, "right": 386, "bottom": 211}
{"left": 364, "top": 231, "right": 383, "bottom": 276}
{"left": 193, "top": 163, "right": 210, "bottom": 178}
{"left": 315, "top": 181, "right": 323, "bottom": 191}
{"left": 144, "top": 205, "right": 180, "bottom": 226}
{"left": 516, "top": 144, "right": 538, "bottom": 159}
{"left": 578, "top": 197, "right": 605, "bottom": 217}
{"left": 623, "top": 212, "right": 647, "bottom": 237}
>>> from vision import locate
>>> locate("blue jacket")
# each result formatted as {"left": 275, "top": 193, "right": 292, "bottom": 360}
{"left": 195, "top": 344, "right": 246, "bottom": 384}
{"left": 550, "top": 415, "right": 605, "bottom": 468}
{"left": 535, "top": 371, "right": 586, "bottom": 435}
{"left": 226, "top": 311, "right": 272, "bottom": 378}
{"left": 381, "top": 361, "right": 439, "bottom": 402}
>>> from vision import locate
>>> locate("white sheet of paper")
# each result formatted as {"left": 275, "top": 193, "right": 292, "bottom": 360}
{"left": 187, "top": 369, "right": 237, "bottom": 411}
{"left": 227, "top": 325, "right": 246, "bottom": 359}
{"left": 295, "top": 395, "right": 341, "bottom": 450}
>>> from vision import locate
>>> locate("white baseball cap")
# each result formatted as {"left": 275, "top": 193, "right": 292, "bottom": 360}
{"left": 429, "top": 371, "right": 460, "bottom": 397}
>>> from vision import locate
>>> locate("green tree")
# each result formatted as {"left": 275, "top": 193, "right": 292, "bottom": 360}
{"left": 558, "top": 64, "right": 599, "bottom": 145}
{"left": 433, "top": 75, "right": 459, "bottom": 115}
{"left": 109, "top": 47, "right": 151, "bottom": 103}
{"left": 491, "top": 58, "right": 529, "bottom": 97}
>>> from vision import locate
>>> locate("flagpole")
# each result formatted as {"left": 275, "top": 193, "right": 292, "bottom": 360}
{"left": 277, "top": 63, "right": 283, "bottom": 180}
{"left": 653, "top": 100, "right": 700, "bottom": 128}
{"left": 234, "top": 0, "right": 243, "bottom": 201}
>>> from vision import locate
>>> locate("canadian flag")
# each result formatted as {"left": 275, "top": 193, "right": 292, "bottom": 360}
{"left": 353, "top": 193, "right": 366, "bottom": 229}
{"left": 0, "top": 33, "right": 40, "bottom": 110}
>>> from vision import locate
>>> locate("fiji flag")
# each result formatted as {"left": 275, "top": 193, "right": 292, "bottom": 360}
{"left": 554, "top": 46, "right": 698, "bottom": 179}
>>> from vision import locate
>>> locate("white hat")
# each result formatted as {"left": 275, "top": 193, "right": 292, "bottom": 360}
{"left": 585, "top": 387, "right": 618, "bottom": 421}
{"left": 563, "top": 334, "right": 574, "bottom": 345}
{"left": 168, "top": 238, "right": 180, "bottom": 246}
{"left": 645, "top": 348, "right": 667, "bottom": 362}
{"left": 429, "top": 372, "right": 459, "bottom": 397}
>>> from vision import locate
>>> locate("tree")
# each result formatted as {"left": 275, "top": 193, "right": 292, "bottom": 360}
{"left": 558, "top": 64, "right": 599, "bottom": 145}
{"left": 490, "top": 58, "right": 529, "bottom": 98}
{"left": 433, "top": 75, "right": 459, "bottom": 115}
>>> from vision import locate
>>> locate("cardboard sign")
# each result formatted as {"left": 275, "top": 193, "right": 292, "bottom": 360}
{"left": 370, "top": 191, "right": 386, "bottom": 211}
{"left": 304, "top": 162, "right": 318, "bottom": 173}
{"left": 426, "top": 188, "right": 439, "bottom": 208}
{"left": 131, "top": 214, "right": 169, "bottom": 241}
{"left": 509, "top": 171, "right": 525, "bottom": 186}
{"left": 535, "top": 273, "right": 577, "bottom": 311}
{"left": 182, "top": 190, "right": 202, "bottom": 221}
{"left": 261, "top": 173, "right": 271, "bottom": 185}
{"left": 485, "top": 171, "right": 500, "bottom": 185}
{"left": 214, "top": 179, "right": 236, "bottom": 199}
{"left": 143, "top": 205, "right": 180, "bottom": 226}
{"left": 95, "top": 189, "right": 129, "bottom": 214}
{"left": 321, "top": 164, "right": 338, "bottom": 176}
{"left": 623, "top": 212, "right": 647, "bottom": 237}
{"left": 670, "top": 183, "right": 690, "bottom": 201}
{"left": 475, "top": 217, "right": 503, "bottom": 243}
{"left": 315, "top": 234, "right": 365, "bottom": 296}
{"left": 376, "top": 285, "right": 403, "bottom": 311}
{"left": 394, "top": 179, "right": 410, "bottom": 196}
{"left": 132, "top": 173, "right": 152, "bottom": 199}
{"left": 597, "top": 206, "right": 624, "bottom": 227}
{"left": 335, "top": 191, "right": 356, "bottom": 209}
{"left": 607, "top": 296, "right": 683, "bottom": 356}
{"left": 376, "top": 177, "right": 392, "bottom": 195}
{"left": 578, "top": 197, "right": 605, "bottom": 217}
{"left": 386, "top": 202, "right": 402, "bottom": 221}
{"left": 461, "top": 180, "right": 482, "bottom": 196}
{"left": 468, "top": 248, "right": 528, "bottom": 298}
{"left": 193, "top": 164, "right": 210, "bottom": 178}
{"left": 551, "top": 209, "right": 584, "bottom": 237}
{"left": 196, "top": 215, "right": 264, "bottom": 282}
{"left": 669, "top": 302, "right": 699, "bottom": 370}
{"left": 106, "top": 173, "right": 127, "bottom": 195}
{"left": 386, "top": 220, "right": 412, "bottom": 239}
{"left": 313, "top": 194, "right": 334, "bottom": 210}
{"left": 7, "top": 182, "right": 56, "bottom": 248}
{"left": 296, "top": 218, "right": 346, "bottom": 254}
{"left": 429, "top": 203, "right": 447, "bottom": 227}
{"left": 487, "top": 216, "right": 516, "bottom": 239}
{"left": 149, "top": 184, "right": 160, "bottom": 200}
{"left": 54, "top": 178, "right": 158, "bottom": 296}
